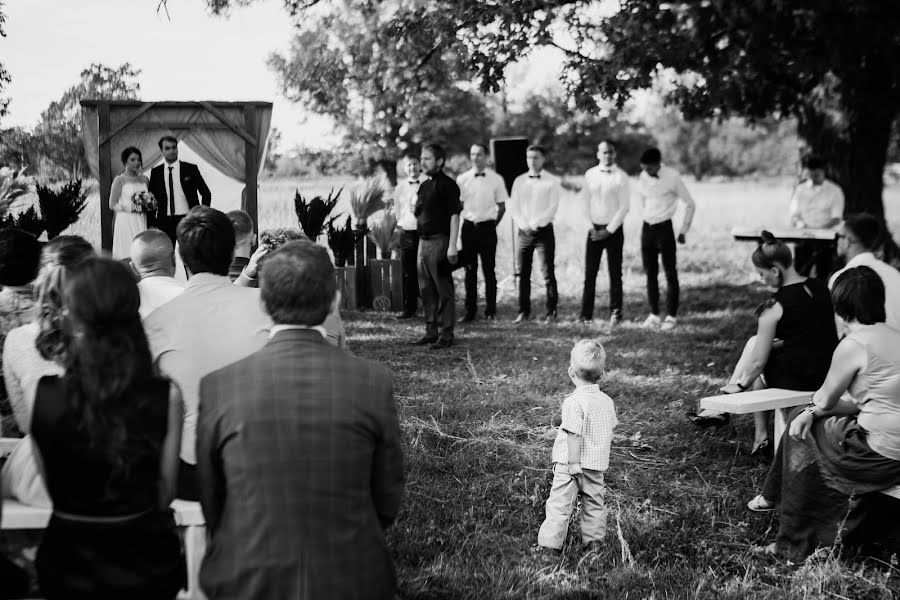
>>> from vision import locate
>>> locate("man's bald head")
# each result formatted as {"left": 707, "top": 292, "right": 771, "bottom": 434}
{"left": 130, "top": 229, "right": 175, "bottom": 278}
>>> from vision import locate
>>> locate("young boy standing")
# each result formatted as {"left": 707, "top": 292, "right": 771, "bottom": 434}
{"left": 536, "top": 339, "right": 618, "bottom": 552}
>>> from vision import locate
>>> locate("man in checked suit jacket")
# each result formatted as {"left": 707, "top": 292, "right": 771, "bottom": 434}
{"left": 197, "top": 240, "right": 405, "bottom": 600}
{"left": 148, "top": 136, "right": 212, "bottom": 243}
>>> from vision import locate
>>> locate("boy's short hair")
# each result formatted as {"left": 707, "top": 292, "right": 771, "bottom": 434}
{"left": 570, "top": 339, "right": 607, "bottom": 383}
{"left": 640, "top": 148, "right": 662, "bottom": 165}
{"left": 402, "top": 151, "right": 420, "bottom": 162}
{"left": 526, "top": 144, "right": 546, "bottom": 156}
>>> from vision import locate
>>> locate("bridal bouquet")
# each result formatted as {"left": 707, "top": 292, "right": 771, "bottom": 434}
{"left": 130, "top": 190, "right": 158, "bottom": 214}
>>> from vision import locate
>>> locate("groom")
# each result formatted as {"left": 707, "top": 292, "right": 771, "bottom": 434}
{"left": 149, "top": 136, "right": 212, "bottom": 243}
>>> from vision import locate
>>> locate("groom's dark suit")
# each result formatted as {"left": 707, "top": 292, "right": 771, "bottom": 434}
{"left": 148, "top": 161, "right": 211, "bottom": 242}
{"left": 196, "top": 328, "right": 404, "bottom": 600}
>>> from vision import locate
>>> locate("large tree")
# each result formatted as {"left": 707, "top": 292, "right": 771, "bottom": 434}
{"left": 198, "top": 0, "right": 900, "bottom": 217}
{"left": 35, "top": 63, "right": 141, "bottom": 177}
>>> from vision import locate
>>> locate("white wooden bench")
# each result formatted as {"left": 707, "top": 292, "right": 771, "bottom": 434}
{"left": 698, "top": 389, "right": 900, "bottom": 500}
{"left": 0, "top": 438, "right": 207, "bottom": 600}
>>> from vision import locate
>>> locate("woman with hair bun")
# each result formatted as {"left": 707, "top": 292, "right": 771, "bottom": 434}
{"left": 689, "top": 231, "right": 838, "bottom": 456}
{"left": 110, "top": 146, "right": 152, "bottom": 260}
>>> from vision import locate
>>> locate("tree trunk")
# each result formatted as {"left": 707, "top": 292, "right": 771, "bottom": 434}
{"left": 796, "top": 66, "right": 896, "bottom": 219}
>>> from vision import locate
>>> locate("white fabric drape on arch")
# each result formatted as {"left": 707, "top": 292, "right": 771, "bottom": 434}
{"left": 80, "top": 103, "right": 272, "bottom": 184}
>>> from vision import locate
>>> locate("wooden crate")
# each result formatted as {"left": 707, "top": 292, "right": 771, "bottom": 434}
{"left": 368, "top": 259, "right": 402, "bottom": 311}
{"left": 335, "top": 266, "right": 357, "bottom": 311}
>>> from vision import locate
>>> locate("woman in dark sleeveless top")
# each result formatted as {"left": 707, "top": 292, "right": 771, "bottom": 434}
{"left": 30, "top": 257, "right": 185, "bottom": 600}
{"left": 690, "top": 231, "right": 838, "bottom": 454}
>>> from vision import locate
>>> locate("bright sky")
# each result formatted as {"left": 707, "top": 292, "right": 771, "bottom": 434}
{"left": 1, "top": 0, "right": 567, "bottom": 151}
{"left": 1, "top": 0, "right": 340, "bottom": 148}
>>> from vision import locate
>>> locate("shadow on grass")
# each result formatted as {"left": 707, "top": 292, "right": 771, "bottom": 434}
{"left": 344, "top": 279, "right": 899, "bottom": 599}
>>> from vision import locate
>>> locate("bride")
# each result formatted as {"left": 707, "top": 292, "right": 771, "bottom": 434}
{"left": 110, "top": 147, "right": 151, "bottom": 259}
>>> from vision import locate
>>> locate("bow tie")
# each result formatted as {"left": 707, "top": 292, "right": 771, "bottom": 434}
{"left": 599, "top": 168, "right": 612, "bottom": 173}
{"left": 408, "top": 180, "right": 419, "bottom": 184}
{"left": 528, "top": 174, "right": 541, "bottom": 179}
{"left": 474, "top": 172, "right": 486, "bottom": 177}
{"left": 648, "top": 174, "right": 659, "bottom": 179}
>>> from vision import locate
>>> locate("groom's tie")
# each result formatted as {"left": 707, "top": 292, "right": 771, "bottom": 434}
{"left": 168, "top": 166, "right": 175, "bottom": 216}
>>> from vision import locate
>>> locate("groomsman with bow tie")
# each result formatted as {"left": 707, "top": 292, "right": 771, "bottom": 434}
{"left": 456, "top": 143, "right": 508, "bottom": 322}
{"left": 636, "top": 147, "right": 695, "bottom": 331}
{"left": 394, "top": 152, "right": 424, "bottom": 319}
{"left": 508, "top": 145, "right": 561, "bottom": 324}
{"left": 148, "top": 136, "right": 212, "bottom": 244}
{"left": 579, "top": 141, "right": 631, "bottom": 326}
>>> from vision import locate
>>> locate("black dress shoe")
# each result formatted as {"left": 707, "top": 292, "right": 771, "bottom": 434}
{"left": 513, "top": 313, "right": 530, "bottom": 324}
{"left": 484, "top": 314, "right": 496, "bottom": 321}
{"left": 686, "top": 412, "right": 730, "bottom": 430}
{"left": 396, "top": 312, "right": 416, "bottom": 320}
{"left": 430, "top": 338, "right": 453, "bottom": 349}
{"left": 410, "top": 335, "right": 439, "bottom": 346}
{"left": 542, "top": 311, "right": 558, "bottom": 323}
{"left": 458, "top": 314, "right": 476, "bottom": 323}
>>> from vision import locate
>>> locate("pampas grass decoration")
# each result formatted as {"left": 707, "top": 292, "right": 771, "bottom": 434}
{"left": 367, "top": 211, "right": 400, "bottom": 259}
{"left": 349, "top": 178, "right": 386, "bottom": 227}
{"left": 0, "top": 167, "right": 35, "bottom": 219}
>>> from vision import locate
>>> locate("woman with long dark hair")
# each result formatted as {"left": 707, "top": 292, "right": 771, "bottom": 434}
{"left": 689, "top": 231, "right": 838, "bottom": 454}
{"left": 30, "top": 257, "right": 184, "bottom": 599}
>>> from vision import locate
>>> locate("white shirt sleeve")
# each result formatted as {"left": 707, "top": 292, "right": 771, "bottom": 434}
{"left": 508, "top": 177, "right": 522, "bottom": 226}
{"left": 607, "top": 175, "right": 630, "bottom": 233}
{"left": 494, "top": 175, "right": 508, "bottom": 204}
{"left": 831, "top": 183, "right": 845, "bottom": 221}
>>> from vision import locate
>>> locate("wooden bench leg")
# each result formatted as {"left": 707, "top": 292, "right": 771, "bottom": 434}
{"left": 177, "top": 525, "right": 207, "bottom": 600}
{"left": 773, "top": 408, "right": 787, "bottom": 453}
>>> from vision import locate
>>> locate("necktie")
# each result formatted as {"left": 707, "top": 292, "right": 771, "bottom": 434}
{"left": 474, "top": 172, "right": 486, "bottom": 177}
{"left": 408, "top": 180, "right": 419, "bottom": 185}
{"left": 528, "top": 174, "right": 540, "bottom": 179}
{"left": 168, "top": 166, "right": 175, "bottom": 216}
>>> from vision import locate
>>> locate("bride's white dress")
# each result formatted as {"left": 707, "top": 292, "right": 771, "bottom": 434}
{"left": 112, "top": 179, "right": 149, "bottom": 260}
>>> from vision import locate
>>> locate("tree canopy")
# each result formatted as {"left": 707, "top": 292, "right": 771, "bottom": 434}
{"left": 198, "top": 0, "right": 900, "bottom": 216}
{"left": 0, "top": 1, "right": 10, "bottom": 119}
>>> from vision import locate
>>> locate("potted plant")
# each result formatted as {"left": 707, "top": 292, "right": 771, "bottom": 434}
{"left": 366, "top": 211, "right": 402, "bottom": 311}
{"left": 294, "top": 187, "right": 341, "bottom": 242}
{"left": 0, "top": 167, "right": 35, "bottom": 221}
{"left": 348, "top": 178, "right": 386, "bottom": 307}
{"left": 327, "top": 215, "right": 357, "bottom": 310}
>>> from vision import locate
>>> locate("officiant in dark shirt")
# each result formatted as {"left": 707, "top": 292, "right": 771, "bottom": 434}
{"left": 411, "top": 143, "right": 461, "bottom": 350}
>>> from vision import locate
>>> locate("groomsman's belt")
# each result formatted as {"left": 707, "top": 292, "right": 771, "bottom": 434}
{"left": 466, "top": 218, "right": 497, "bottom": 225}
{"left": 592, "top": 223, "right": 609, "bottom": 231}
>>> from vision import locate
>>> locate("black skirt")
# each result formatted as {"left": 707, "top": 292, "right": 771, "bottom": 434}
{"left": 36, "top": 508, "right": 185, "bottom": 600}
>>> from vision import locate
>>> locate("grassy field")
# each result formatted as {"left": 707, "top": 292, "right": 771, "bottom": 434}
{"left": 66, "top": 178, "right": 900, "bottom": 598}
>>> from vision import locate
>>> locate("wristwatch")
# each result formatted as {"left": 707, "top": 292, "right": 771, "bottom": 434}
{"left": 736, "top": 382, "right": 749, "bottom": 391}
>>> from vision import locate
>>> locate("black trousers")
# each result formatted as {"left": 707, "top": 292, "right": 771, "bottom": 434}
{"left": 580, "top": 226, "right": 624, "bottom": 320}
{"left": 461, "top": 219, "right": 498, "bottom": 317}
{"left": 399, "top": 229, "right": 419, "bottom": 315}
{"left": 517, "top": 225, "right": 558, "bottom": 316}
{"left": 158, "top": 214, "right": 186, "bottom": 246}
{"left": 418, "top": 235, "right": 455, "bottom": 340}
{"left": 794, "top": 241, "right": 835, "bottom": 280}
{"left": 177, "top": 459, "right": 199, "bottom": 502}
{"left": 641, "top": 220, "right": 679, "bottom": 317}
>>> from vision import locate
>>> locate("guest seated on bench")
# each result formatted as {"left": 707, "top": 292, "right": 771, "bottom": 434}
{"left": 746, "top": 266, "right": 900, "bottom": 558}
{"left": 688, "top": 231, "right": 837, "bottom": 456}
{"left": 2, "top": 236, "right": 96, "bottom": 508}
{"left": 30, "top": 257, "right": 185, "bottom": 599}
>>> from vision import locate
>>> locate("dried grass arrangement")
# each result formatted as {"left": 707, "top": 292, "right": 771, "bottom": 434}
{"left": 327, "top": 215, "right": 356, "bottom": 267}
{"left": 348, "top": 178, "right": 386, "bottom": 227}
{"left": 367, "top": 211, "right": 400, "bottom": 259}
{"left": 294, "top": 187, "right": 341, "bottom": 240}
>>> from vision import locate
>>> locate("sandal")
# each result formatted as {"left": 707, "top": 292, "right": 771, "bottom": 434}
{"left": 750, "top": 438, "right": 771, "bottom": 458}
{"left": 747, "top": 495, "right": 775, "bottom": 512}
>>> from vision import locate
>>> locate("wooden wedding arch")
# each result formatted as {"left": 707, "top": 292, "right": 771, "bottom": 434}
{"left": 80, "top": 100, "right": 273, "bottom": 250}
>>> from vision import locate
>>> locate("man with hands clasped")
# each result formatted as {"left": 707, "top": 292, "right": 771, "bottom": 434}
{"left": 579, "top": 141, "right": 630, "bottom": 326}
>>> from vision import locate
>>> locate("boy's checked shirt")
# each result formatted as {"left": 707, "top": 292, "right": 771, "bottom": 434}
{"left": 551, "top": 384, "right": 618, "bottom": 471}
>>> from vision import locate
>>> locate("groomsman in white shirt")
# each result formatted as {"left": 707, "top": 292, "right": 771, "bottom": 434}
{"left": 637, "top": 148, "right": 695, "bottom": 331}
{"left": 579, "top": 141, "right": 630, "bottom": 326}
{"left": 394, "top": 152, "right": 425, "bottom": 319}
{"left": 456, "top": 143, "right": 508, "bottom": 322}
{"left": 508, "top": 145, "right": 561, "bottom": 323}
{"left": 789, "top": 155, "right": 845, "bottom": 278}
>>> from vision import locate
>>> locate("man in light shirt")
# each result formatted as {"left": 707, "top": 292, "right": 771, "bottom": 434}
{"left": 394, "top": 152, "right": 424, "bottom": 319}
{"left": 789, "top": 155, "right": 845, "bottom": 279}
{"left": 456, "top": 143, "right": 508, "bottom": 322}
{"left": 508, "top": 145, "right": 561, "bottom": 323}
{"left": 579, "top": 141, "right": 630, "bottom": 326}
{"left": 130, "top": 229, "right": 185, "bottom": 319}
{"left": 637, "top": 148, "right": 695, "bottom": 331}
{"left": 830, "top": 213, "right": 900, "bottom": 330}
{"left": 144, "top": 206, "right": 272, "bottom": 501}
